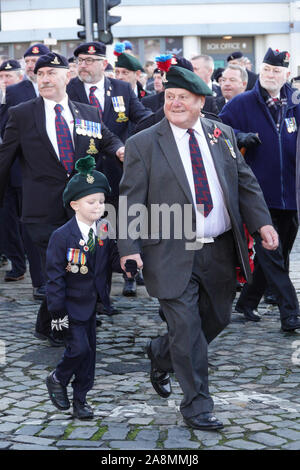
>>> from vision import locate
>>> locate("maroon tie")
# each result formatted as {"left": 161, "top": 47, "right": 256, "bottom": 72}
{"left": 187, "top": 128, "right": 213, "bottom": 217}
{"left": 89, "top": 86, "right": 103, "bottom": 120}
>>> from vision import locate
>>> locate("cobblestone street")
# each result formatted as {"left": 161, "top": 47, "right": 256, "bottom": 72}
{"left": 1, "top": 236, "right": 300, "bottom": 451}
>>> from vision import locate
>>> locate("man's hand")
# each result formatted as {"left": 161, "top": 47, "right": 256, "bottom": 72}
{"left": 236, "top": 132, "right": 261, "bottom": 150}
{"left": 258, "top": 225, "right": 279, "bottom": 250}
{"left": 120, "top": 254, "right": 143, "bottom": 278}
{"left": 116, "top": 146, "right": 125, "bottom": 162}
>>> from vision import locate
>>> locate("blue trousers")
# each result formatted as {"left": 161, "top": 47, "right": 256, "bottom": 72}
{"left": 55, "top": 314, "right": 97, "bottom": 403}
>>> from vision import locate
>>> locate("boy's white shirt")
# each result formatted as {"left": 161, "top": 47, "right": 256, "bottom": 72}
{"left": 76, "top": 215, "right": 97, "bottom": 244}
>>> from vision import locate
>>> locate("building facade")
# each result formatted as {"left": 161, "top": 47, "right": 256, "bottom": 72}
{"left": 0, "top": 0, "right": 300, "bottom": 76}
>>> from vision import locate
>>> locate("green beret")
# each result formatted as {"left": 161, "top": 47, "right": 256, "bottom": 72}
{"left": 115, "top": 52, "right": 144, "bottom": 72}
{"left": 165, "top": 66, "right": 213, "bottom": 96}
{"left": 63, "top": 156, "right": 111, "bottom": 207}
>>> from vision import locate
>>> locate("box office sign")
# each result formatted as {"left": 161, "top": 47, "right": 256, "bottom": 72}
{"left": 202, "top": 38, "right": 253, "bottom": 55}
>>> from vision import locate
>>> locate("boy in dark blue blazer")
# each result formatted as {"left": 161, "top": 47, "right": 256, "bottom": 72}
{"left": 45, "top": 156, "right": 122, "bottom": 419}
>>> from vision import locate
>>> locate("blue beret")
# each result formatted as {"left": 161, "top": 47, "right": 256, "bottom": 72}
{"left": 124, "top": 41, "right": 133, "bottom": 50}
{"left": 0, "top": 59, "right": 21, "bottom": 72}
{"left": 227, "top": 51, "right": 243, "bottom": 62}
{"left": 34, "top": 53, "right": 69, "bottom": 74}
{"left": 24, "top": 43, "right": 50, "bottom": 58}
{"left": 172, "top": 56, "right": 194, "bottom": 72}
{"left": 263, "top": 48, "right": 290, "bottom": 68}
{"left": 74, "top": 42, "right": 106, "bottom": 58}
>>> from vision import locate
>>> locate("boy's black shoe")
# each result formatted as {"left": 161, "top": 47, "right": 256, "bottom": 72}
{"left": 183, "top": 413, "right": 224, "bottom": 431}
{"left": 73, "top": 400, "right": 94, "bottom": 420}
{"left": 46, "top": 371, "right": 70, "bottom": 410}
{"left": 33, "top": 285, "right": 46, "bottom": 300}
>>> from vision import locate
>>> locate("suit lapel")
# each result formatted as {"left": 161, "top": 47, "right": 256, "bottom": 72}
{"left": 74, "top": 78, "right": 89, "bottom": 105}
{"left": 68, "top": 99, "right": 80, "bottom": 152}
{"left": 157, "top": 118, "right": 194, "bottom": 204}
{"left": 201, "top": 118, "right": 230, "bottom": 205}
{"left": 103, "top": 77, "right": 113, "bottom": 122}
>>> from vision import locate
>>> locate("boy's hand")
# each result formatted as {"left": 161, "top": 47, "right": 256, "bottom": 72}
{"left": 50, "top": 311, "right": 69, "bottom": 339}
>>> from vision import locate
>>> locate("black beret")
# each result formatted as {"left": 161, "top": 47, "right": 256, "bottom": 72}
{"left": 227, "top": 51, "right": 243, "bottom": 62}
{"left": 212, "top": 67, "right": 225, "bottom": 82}
{"left": 165, "top": 66, "right": 213, "bottom": 96}
{"left": 263, "top": 48, "right": 290, "bottom": 68}
{"left": 24, "top": 43, "right": 50, "bottom": 58}
{"left": 292, "top": 75, "right": 300, "bottom": 82}
{"left": 0, "top": 59, "right": 21, "bottom": 72}
{"left": 105, "top": 62, "right": 114, "bottom": 71}
{"left": 68, "top": 56, "right": 75, "bottom": 63}
{"left": 74, "top": 42, "right": 106, "bottom": 58}
{"left": 34, "top": 53, "right": 69, "bottom": 74}
{"left": 171, "top": 56, "right": 194, "bottom": 72}
{"left": 63, "top": 156, "right": 111, "bottom": 207}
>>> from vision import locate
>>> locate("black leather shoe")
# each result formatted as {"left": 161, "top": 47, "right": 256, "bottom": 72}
{"left": 235, "top": 304, "right": 261, "bottom": 322}
{"left": 33, "top": 285, "right": 46, "bottom": 300}
{"left": 4, "top": 270, "right": 25, "bottom": 282}
{"left": 281, "top": 316, "right": 300, "bottom": 332}
{"left": 122, "top": 277, "right": 137, "bottom": 297}
{"left": 73, "top": 400, "right": 94, "bottom": 420}
{"left": 184, "top": 412, "right": 224, "bottom": 431}
{"left": 34, "top": 330, "right": 64, "bottom": 347}
{"left": 146, "top": 341, "right": 172, "bottom": 398}
{"left": 46, "top": 371, "right": 70, "bottom": 410}
{"left": 0, "top": 254, "right": 8, "bottom": 267}
{"left": 264, "top": 293, "right": 278, "bottom": 305}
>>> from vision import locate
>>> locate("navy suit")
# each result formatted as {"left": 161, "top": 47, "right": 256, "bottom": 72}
{"left": 46, "top": 216, "right": 122, "bottom": 401}
{"left": 67, "top": 76, "right": 152, "bottom": 205}
{"left": 0, "top": 79, "right": 43, "bottom": 285}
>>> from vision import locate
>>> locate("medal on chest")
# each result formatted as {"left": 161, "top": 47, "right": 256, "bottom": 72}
{"left": 112, "top": 96, "right": 129, "bottom": 122}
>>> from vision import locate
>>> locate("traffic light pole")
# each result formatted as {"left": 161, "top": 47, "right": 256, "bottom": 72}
{"left": 84, "top": 0, "right": 94, "bottom": 42}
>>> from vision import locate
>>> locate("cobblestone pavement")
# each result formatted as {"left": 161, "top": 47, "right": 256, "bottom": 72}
{"left": 1, "top": 237, "right": 300, "bottom": 452}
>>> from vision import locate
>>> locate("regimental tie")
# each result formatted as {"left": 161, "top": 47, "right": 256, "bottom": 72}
{"left": 187, "top": 128, "right": 213, "bottom": 217}
{"left": 87, "top": 228, "right": 96, "bottom": 254}
{"left": 89, "top": 86, "right": 103, "bottom": 120}
{"left": 54, "top": 104, "right": 75, "bottom": 174}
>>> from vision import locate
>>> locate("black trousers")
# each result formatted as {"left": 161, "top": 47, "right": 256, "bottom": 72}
{"left": 237, "top": 209, "right": 299, "bottom": 319}
{"left": 3, "top": 186, "right": 44, "bottom": 287}
{"left": 151, "top": 231, "right": 237, "bottom": 419}
{"left": 25, "top": 221, "right": 67, "bottom": 334}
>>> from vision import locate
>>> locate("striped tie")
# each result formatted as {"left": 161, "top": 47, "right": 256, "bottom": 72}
{"left": 54, "top": 104, "right": 74, "bottom": 174}
{"left": 187, "top": 128, "right": 213, "bottom": 217}
{"left": 87, "top": 228, "right": 95, "bottom": 254}
{"left": 89, "top": 86, "right": 103, "bottom": 120}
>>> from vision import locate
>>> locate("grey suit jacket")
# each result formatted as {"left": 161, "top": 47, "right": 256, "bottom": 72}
{"left": 118, "top": 117, "right": 272, "bottom": 300}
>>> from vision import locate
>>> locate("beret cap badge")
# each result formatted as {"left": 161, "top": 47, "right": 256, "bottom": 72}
{"left": 32, "top": 46, "right": 40, "bottom": 54}
{"left": 51, "top": 56, "right": 61, "bottom": 65}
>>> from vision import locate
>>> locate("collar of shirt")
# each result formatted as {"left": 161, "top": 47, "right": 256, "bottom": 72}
{"left": 76, "top": 217, "right": 97, "bottom": 244}
{"left": 169, "top": 118, "right": 203, "bottom": 141}
{"left": 43, "top": 94, "right": 70, "bottom": 114}
{"left": 32, "top": 81, "right": 39, "bottom": 96}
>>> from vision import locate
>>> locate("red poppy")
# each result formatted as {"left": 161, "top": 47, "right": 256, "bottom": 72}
{"left": 213, "top": 127, "right": 222, "bottom": 138}
{"left": 140, "top": 91, "right": 146, "bottom": 97}
{"left": 100, "top": 223, "right": 108, "bottom": 232}
{"left": 98, "top": 239, "right": 104, "bottom": 246}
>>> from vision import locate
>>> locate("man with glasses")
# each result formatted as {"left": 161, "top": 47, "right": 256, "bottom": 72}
{"left": 67, "top": 42, "right": 152, "bottom": 297}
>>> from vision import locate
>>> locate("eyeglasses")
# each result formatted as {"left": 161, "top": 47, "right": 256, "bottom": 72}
{"left": 76, "top": 57, "right": 103, "bottom": 65}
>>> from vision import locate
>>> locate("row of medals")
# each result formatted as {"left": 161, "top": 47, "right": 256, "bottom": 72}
{"left": 66, "top": 245, "right": 89, "bottom": 275}
{"left": 67, "top": 263, "right": 88, "bottom": 275}
{"left": 75, "top": 119, "right": 102, "bottom": 139}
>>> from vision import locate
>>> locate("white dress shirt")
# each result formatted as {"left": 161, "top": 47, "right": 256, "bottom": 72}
{"left": 76, "top": 216, "right": 97, "bottom": 244}
{"left": 84, "top": 76, "right": 105, "bottom": 110}
{"left": 43, "top": 95, "right": 74, "bottom": 160}
{"left": 169, "top": 119, "right": 231, "bottom": 239}
{"left": 32, "top": 81, "right": 39, "bottom": 96}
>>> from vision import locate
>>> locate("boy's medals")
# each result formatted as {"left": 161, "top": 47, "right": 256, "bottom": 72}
{"left": 80, "top": 265, "right": 88, "bottom": 274}
{"left": 79, "top": 252, "right": 88, "bottom": 274}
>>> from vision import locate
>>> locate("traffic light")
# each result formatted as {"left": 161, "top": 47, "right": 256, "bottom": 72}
{"left": 77, "top": 0, "right": 86, "bottom": 40}
{"left": 96, "top": 0, "right": 121, "bottom": 45}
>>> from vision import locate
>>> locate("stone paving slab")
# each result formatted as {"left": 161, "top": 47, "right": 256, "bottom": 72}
{"left": 1, "top": 236, "right": 300, "bottom": 451}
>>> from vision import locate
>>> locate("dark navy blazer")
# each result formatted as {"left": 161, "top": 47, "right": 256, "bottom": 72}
{"left": 46, "top": 216, "right": 122, "bottom": 322}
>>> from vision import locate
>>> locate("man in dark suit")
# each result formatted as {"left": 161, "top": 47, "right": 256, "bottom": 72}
{"left": 67, "top": 41, "right": 152, "bottom": 297}
{"left": 0, "top": 45, "right": 50, "bottom": 298}
{"left": 0, "top": 52, "right": 124, "bottom": 347}
{"left": 118, "top": 65, "right": 278, "bottom": 430}
{"left": 227, "top": 51, "right": 258, "bottom": 90}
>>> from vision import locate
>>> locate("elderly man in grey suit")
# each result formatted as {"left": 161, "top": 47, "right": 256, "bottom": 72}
{"left": 118, "top": 65, "right": 278, "bottom": 431}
